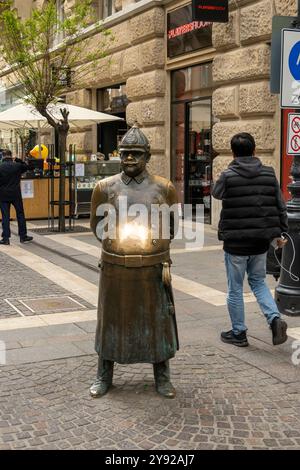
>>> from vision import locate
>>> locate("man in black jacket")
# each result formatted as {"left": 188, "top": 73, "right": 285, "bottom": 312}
{"left": 212, "top": 133, "right": 288, "bottom": 347}
{"left": 0, "top": 150, "right": 33, "bottom": 245}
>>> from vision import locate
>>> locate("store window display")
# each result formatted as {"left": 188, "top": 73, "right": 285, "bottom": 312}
{"left": 188, "top": 125, "right": 212, "bottom": 214}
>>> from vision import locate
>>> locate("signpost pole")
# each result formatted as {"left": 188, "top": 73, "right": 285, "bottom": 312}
{"left": 275, "top": 5, "right": 300, "bottom": 316}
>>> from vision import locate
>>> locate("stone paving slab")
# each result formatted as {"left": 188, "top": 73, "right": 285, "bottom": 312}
{"left": 0, "top": 323, "right": 90, "bottom": 354}
{"left": 0, "top": 252, "right": 94, "bottom": 319}
{"left": 74, "top": 321, "right": 98, "bottom": 333}
{"left": 73, "top": 339, "right": 97, "bottom": 355}
{"left": 6, "top": 342, "right": 86, "bottom": 365}
{"left": 1, "top": 345, "right": 300, "bottom": 450}
{"left": 0, "top": 326, "right": 51, "bottom": 342}
{"left": 17, "top": 333, "right": 94, "bottom": 349}
{"left": 72, "top": 235, "right": 100, "bottom": 247}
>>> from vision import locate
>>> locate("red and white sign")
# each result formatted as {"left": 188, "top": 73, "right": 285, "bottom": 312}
{"left": 287, "top": 113, "right": 300, "bottom": 155}
{"left": 168, "top": 21, "right": 212, "bottom": 39}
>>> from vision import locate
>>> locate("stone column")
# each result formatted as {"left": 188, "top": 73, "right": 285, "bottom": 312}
{"left": 125, "top": 7, "right": 166, "bottom": 177}
{"left": 65, "top": 6, "right": 166, "bottom": 176}
{"left": 66, "top": 90, "right": 93, "bottom": 155}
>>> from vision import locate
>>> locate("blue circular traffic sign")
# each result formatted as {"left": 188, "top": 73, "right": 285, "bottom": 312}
{"left": 289, "top": 41, "right": 300, "bottom": 80}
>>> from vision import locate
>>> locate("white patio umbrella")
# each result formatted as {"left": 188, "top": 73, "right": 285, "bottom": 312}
{"left": 0, "top": 102, "right": 122, "bottom": 130}
{"left": 0, "top": 101, "right": 123, "bottom": 158}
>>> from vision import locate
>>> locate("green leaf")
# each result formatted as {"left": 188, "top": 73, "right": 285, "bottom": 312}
{"left": 0, "top": 0, "right": 112, "bottom": 121}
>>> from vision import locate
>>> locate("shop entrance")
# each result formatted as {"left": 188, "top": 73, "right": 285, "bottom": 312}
{"left": 171, "top": 63, "right": 214, "bottom": 223}
{"left": 185, "top": 99, "right": 212, "bottom": 222}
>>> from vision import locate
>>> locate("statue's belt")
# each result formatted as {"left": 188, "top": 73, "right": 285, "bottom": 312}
{"left": 101, "top": 249, "right": 170, "bottom": 268}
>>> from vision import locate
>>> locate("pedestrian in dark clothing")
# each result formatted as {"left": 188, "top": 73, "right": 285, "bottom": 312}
{"left": 212, "top": 133, "right": 288, "bottom": 347}
{"left": 0, "top": 150, "right": 33, "bottom": 245}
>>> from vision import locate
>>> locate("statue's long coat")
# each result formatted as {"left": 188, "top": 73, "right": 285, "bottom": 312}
{"left": 90, "top": 170, "right": 179, "bottom": 364}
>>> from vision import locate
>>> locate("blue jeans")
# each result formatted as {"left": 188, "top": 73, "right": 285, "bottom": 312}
{"left": 224, "top": 252, "right": 281, "bottom": 335}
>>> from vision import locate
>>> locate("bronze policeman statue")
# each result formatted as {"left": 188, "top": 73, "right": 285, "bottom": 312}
{"left": 90, "top": 123, "right": 179, "bottom": 398}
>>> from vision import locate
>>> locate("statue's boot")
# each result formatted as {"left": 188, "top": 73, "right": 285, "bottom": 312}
{"left": 153, "top": 360, "right": 176, "bottom": 399}
{"left": 90, "top": 358, "right": 114, "bottom": 398}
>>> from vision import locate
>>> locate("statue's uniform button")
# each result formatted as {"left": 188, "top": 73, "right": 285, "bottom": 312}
{"left": 152, "top": 239, "right": 157, "bottom": 245}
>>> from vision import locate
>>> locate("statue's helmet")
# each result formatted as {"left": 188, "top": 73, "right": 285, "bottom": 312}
{"left": 119, "top": 122, "right": 151, "bottom": 156}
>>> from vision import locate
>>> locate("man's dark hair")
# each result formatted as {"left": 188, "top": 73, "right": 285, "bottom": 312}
{"left": 231, "top": 133, "right": 256, "bottom": 157}
{"left": 2, "top": 149, "right": 12, "bottom": 159}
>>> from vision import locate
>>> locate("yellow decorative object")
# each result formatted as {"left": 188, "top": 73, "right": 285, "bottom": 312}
{"left": 29, "top": 144, "right": 49, "bottom": 160}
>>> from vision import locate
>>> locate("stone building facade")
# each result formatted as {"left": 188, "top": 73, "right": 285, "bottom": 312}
{"left": 0, "top": 0, "right": 298, "bottom": 225}
{"left": 67, "top": 2, "right": 168, "bottom": 177}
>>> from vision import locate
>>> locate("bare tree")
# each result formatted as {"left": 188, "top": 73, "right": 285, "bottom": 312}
{"left": 0, "top": 0, "right": 112, "bottom": 231}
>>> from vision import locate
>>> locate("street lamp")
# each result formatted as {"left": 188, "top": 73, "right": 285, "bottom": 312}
{"left": 275, "top": 2, "right": 300, "bottom": 316}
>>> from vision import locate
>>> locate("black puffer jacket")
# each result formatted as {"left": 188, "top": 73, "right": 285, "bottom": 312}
{"left": 212, "top": 157, "right": 288, "bottom": 255}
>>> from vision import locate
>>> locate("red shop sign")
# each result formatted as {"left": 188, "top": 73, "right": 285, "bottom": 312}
{"left": 192, "top": 0, "right": 229, "bottom": 23}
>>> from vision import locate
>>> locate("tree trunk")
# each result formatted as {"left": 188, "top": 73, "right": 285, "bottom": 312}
{"left": 57, "top": 109, "right": 70, "bottom": 233}
{"left": 37, "top": 107, "right": 70, "bottom": 233}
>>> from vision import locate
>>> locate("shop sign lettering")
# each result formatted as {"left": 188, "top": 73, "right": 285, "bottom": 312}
{"left": 168, "top": 21, "right": 212, "bottom": 39}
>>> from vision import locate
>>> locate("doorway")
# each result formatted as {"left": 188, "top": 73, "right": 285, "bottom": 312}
{"left": 171, "top": 63, "right": 214, "bottom": 223}
{"left": 185, "top": 99, "right": 212, "bottom": 222}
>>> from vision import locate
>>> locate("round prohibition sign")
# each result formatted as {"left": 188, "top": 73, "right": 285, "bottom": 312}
{"left": 291, "top": 134, "right": 300, "bottom": 152}
{"left": 292, "top": 116, "right": 300, "bottom": 133}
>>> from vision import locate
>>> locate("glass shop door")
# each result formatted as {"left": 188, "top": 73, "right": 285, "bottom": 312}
{"left": 185, "top": 99, "right": 212, "bottom": 223}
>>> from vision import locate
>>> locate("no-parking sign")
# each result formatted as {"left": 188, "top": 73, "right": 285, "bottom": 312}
{"left": 287, "top": 113, "right": 300, "bottom": 155}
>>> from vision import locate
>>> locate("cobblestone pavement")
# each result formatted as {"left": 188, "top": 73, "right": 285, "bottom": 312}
{"left": 1, "top": 345, "right": 300, "bottom": 450}
{"left": 0, "top": 252, "right": 93, "bottom": 318}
